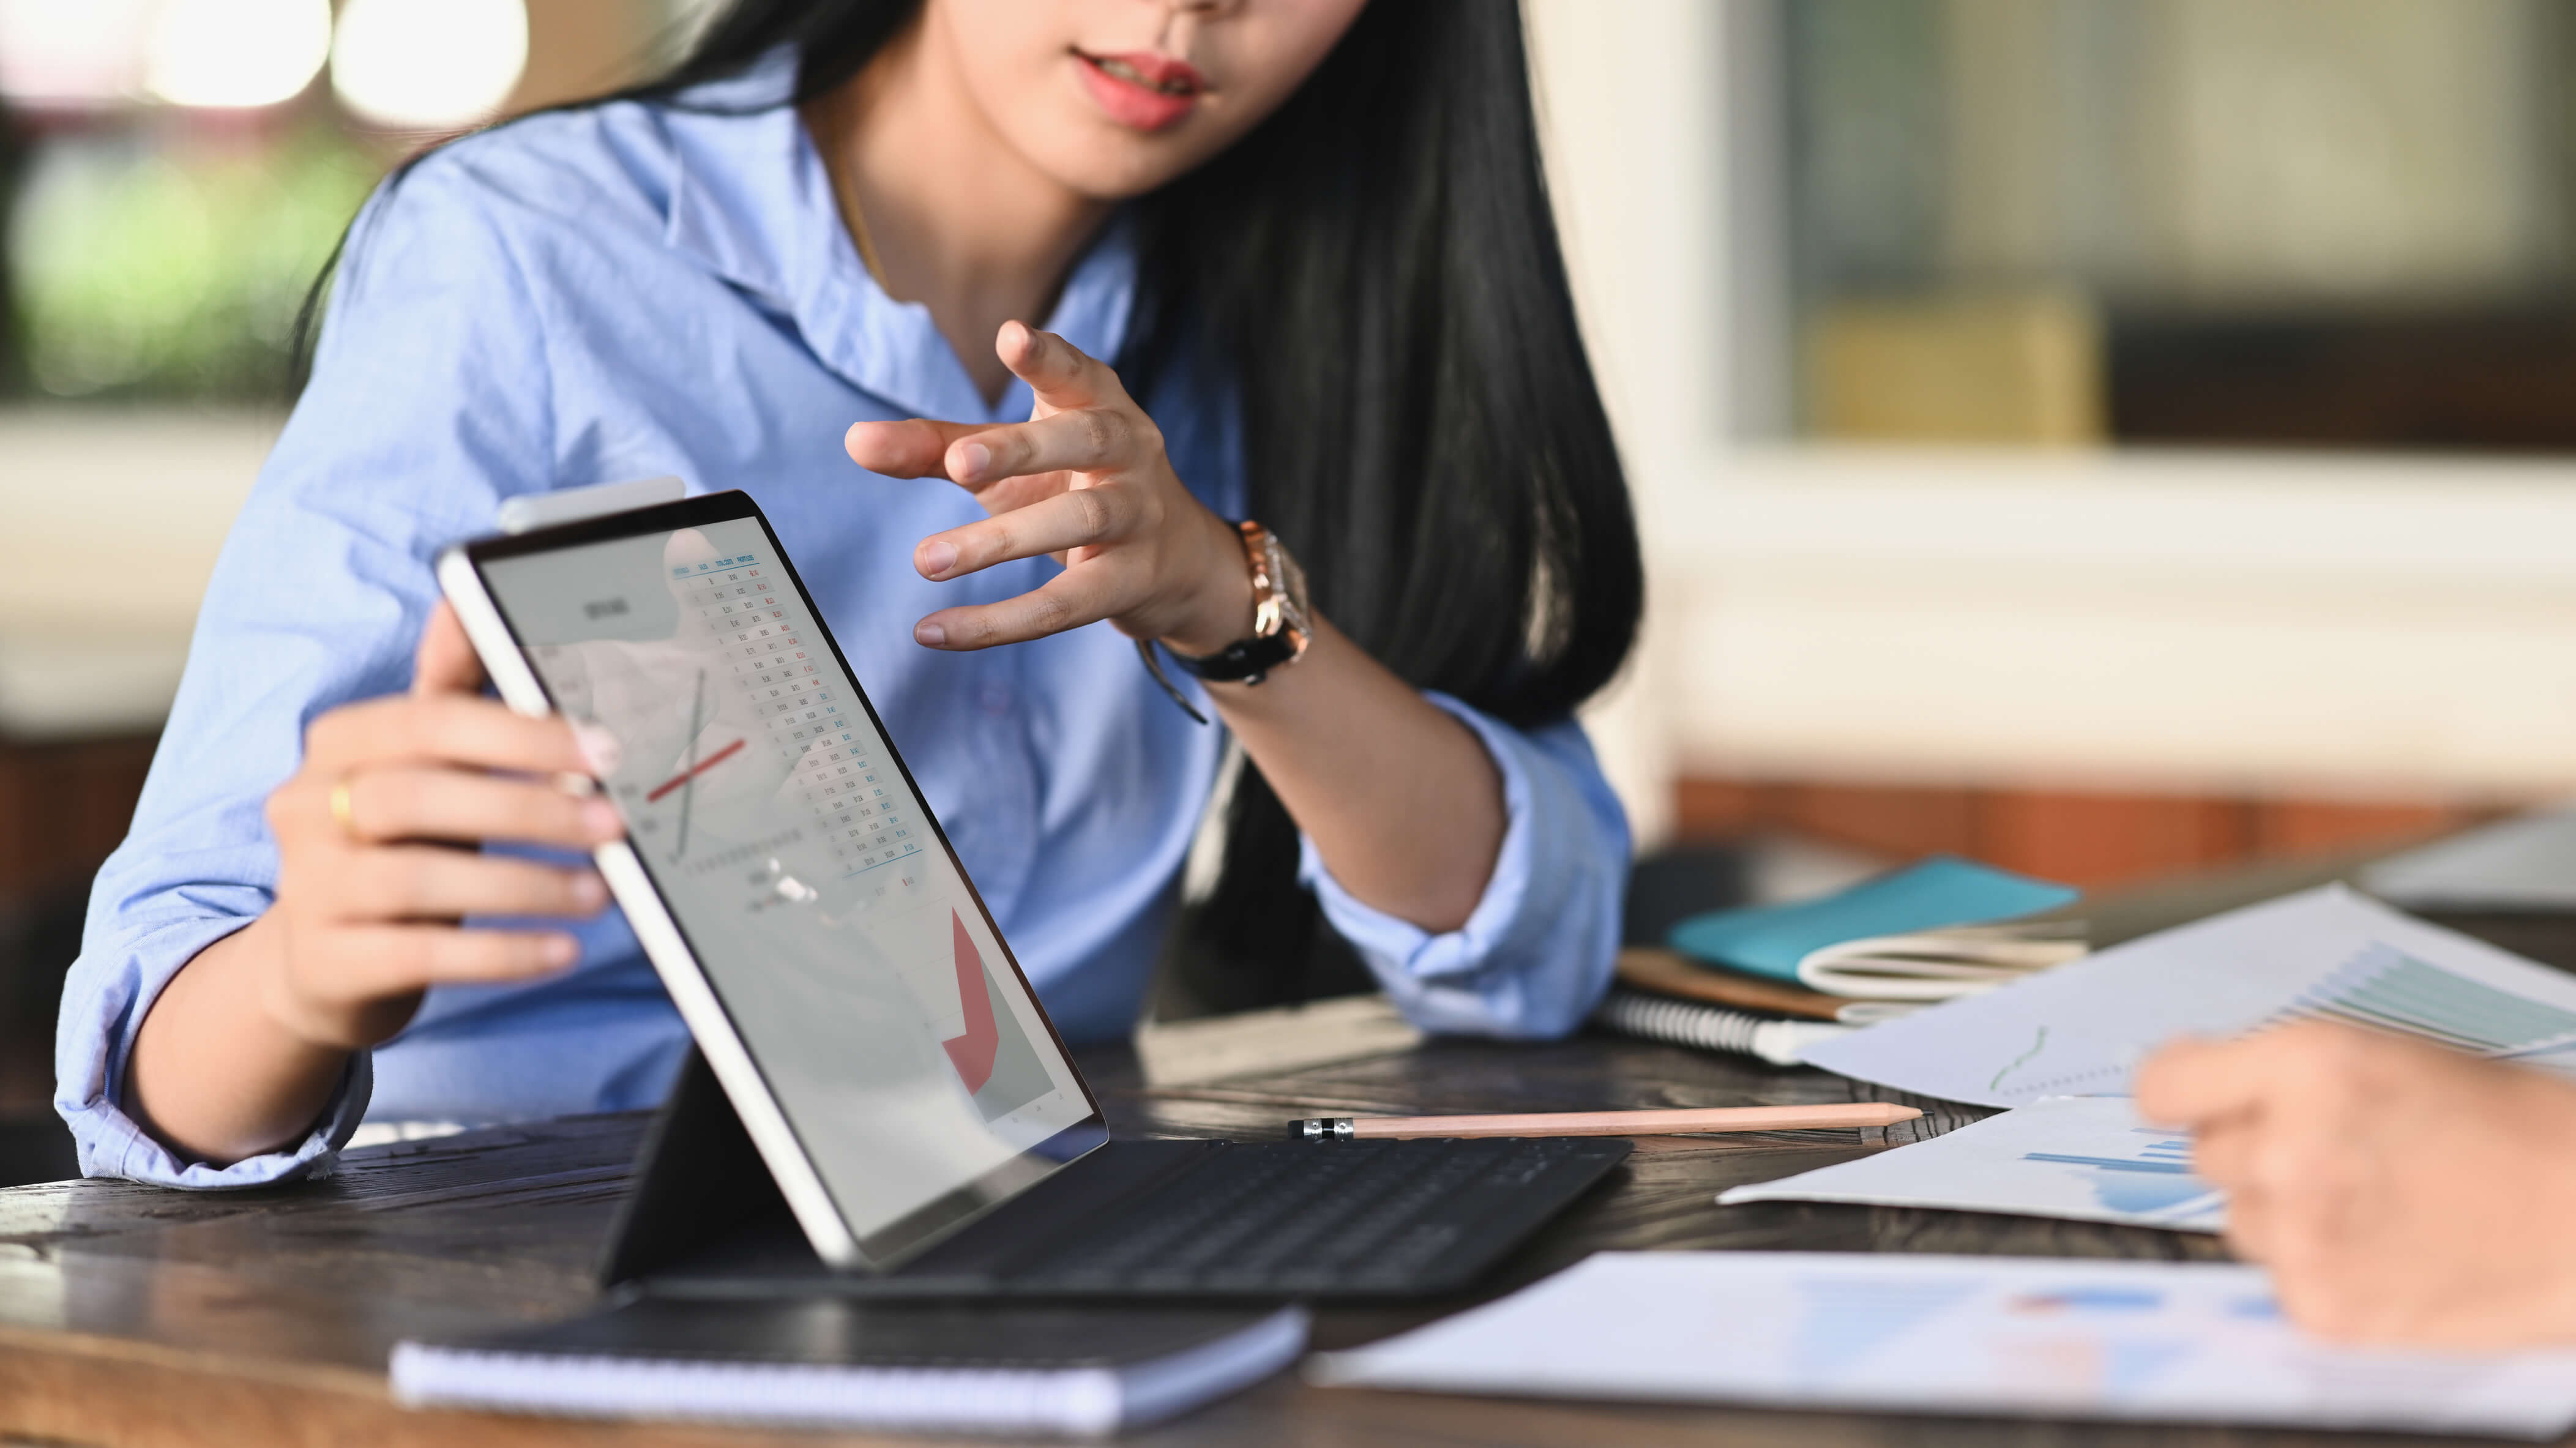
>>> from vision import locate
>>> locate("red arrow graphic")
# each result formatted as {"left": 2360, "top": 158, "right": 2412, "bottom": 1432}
{"left": 941, "top": 911, "right": 999, "bottom": 1094}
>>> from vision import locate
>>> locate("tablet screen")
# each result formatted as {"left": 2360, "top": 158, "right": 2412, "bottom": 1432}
{"left": 474, "top": 509, "right": 1097, "bottom": 1256}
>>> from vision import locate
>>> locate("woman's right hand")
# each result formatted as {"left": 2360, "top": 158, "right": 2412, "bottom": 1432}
{"left": 255, "top": 599, "right": 624, "bottom": 1048}
{"left": 129, "top": 601, "right": 624, "bottom": 1164}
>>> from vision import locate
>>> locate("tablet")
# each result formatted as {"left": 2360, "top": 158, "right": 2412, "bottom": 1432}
{"left": 438, "top": 490, "right": 1106, "bottom": 1270}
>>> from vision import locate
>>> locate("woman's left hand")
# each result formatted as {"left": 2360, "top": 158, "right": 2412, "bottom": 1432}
{"left": 844, "top": 321, "right": 1253, "bottom": 657}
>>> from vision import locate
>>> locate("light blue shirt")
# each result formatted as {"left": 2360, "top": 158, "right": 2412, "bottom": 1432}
{"left": 55, "top": 57, "right": 1630, "bottom": 1189}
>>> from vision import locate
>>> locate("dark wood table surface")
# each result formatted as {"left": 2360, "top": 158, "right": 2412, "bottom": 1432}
{"left": 3, "top": 853, "right": 2567, "bottom": 1448}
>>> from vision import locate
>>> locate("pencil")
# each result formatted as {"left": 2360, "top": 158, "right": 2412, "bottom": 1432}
{"left": 1289, "top": 1103, "right": 1922, "bottom": 1141}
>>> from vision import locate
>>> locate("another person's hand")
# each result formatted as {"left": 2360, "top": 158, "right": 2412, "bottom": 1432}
{"left": 843, "top": 321, "right": 1255, "bottom": 658}
{"left": 2138, "top": 1021, "right": 2576, "bottom": 1348}
{"left": 246, "top": 600, "right": 622, "bottom": 1050}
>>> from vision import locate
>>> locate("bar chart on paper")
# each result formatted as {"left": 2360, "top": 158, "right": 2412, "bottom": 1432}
{"left": 2285, "top": 946, "right": 2576, "bottom": 1059}
{"left": 1719, "top": 1095, "right": 2225, "bottom": 1231}
{"left": 1799, "top": 887, "right": 2576, "bottom": 1108}
{"left": 2022, "top": 1132, "right": 2212, "bottom": 1221}
{"left": 1310, "top": 1252, "right": 2576, "bottom": 1436}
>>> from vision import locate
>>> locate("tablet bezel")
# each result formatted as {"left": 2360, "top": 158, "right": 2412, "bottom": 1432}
{"left": 436, "top": 488, "right": 1110, "bottom": 1271}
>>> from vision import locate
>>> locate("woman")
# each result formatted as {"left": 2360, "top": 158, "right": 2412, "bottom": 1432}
{"left": 57, "top": 0, "right": 1641, "bottom": 1185}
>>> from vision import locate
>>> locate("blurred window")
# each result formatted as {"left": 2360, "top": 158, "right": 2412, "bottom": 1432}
{"left": 147, "top": 0, "right": 332, "bottom": 110}
{"left": 333, "top": 0, "right": 530, "bottom": 130}
{"left": 0, "top": 1, "right": 155, "bottom": 107}
{"left": 0, "top": 0, "right": 683, "bottom": 403}
{"left": 1786, "top": 0, "right": 2576, "bottom": 452}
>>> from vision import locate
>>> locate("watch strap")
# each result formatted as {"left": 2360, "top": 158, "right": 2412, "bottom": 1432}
{"left": 1163, "top": 630, "right": 1301, "bottom": 684}
{"left": 1135, "top": 640, "right": 1209, "bottom": 726}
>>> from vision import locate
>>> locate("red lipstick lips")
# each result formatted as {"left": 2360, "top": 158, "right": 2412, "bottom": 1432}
{"left": 1074, "top": 48, "right": 1207, "bottom": 132}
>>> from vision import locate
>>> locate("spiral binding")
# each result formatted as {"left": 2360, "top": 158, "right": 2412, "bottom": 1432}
{"left": 1592, "top": 987, "right": 1772, "bottom": 1055}
{"left": 1590, "top": 988, "right": 1850, "bottom": 1067}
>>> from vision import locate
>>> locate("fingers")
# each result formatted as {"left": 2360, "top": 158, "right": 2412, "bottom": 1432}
{"left": 304, "top": 691, "right": 590, "bottom": 777}
{"left": 413, "top": 599, "right": 488, "bottom": 698}
{"left": 915, "top": 569, "right": 1118, "bottom": 651}
{"left": 261, "top": 616, "right": 619, "bottom": 1051}
{"left": 951, "top": 469, "right": 1076, "bottom": 521}
{"left": 872, "top": 324, "right": 1198, "bottom": 652}
{"left": 2190, "top": 1115, "right": 2259, "bottom": 1187}
{"left": 943, "top": 406, "right": 1152, "bottom": 491}
{"left": 323, "top": 846, "right": 606, "bottom": 922}
{"left": 998, "top": 321, "right": 1130, "bottom": 412}
{"left": 2134, "top": 1032, "right": 2277, "bottom": 1129}
{"left": 2150, "top": 1031, "right": 2375, "bottom": 1293}
{"left": 327, "top": 925, "right": 583, "bottom": 993}
{"left": 2197, "top": 1118, "right": 2287, "bottom": 1266}
{"left": 2220, "top": 1182, "right": 2275, "bottom": 1263}
{"left": 325, "top": 767, "right": 625, "bottom": 850}
{"left": 915, "top": 485, "right": 1143, "bottom": 581}
{"left": 844, "top": 417, "right": 987, "bottom": 480}
{"left": 847, "top": 393, "right": 1153, "bottom": 502}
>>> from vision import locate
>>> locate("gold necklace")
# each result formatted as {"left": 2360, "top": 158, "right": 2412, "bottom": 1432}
{"left": 840, "top": 171, "right": 893, "bottom": 294}
{"left": 807, "top": 91, "right": 894, "bottom": 293}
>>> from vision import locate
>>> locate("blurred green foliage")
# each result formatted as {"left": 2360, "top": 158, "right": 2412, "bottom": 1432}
{"left": 9, "top": 127, "right": 382, "bottom": 400}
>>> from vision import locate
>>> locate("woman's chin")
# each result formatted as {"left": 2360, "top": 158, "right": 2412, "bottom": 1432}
{"left": 1012, "top": 121, "right": 1217, "bottom": 203}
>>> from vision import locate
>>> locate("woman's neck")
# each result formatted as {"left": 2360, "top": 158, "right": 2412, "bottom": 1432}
{"left": 807, "top": 13, "right": 1113, "bottom": 406}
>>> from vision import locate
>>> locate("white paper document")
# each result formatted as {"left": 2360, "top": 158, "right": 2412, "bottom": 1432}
{"left": 1717, "top": 1095, "right": 2223, "bottom": 1232}
{"left": 1309, "top": 1253, "right": 2576, "bottom": 1438}
{"left": 1799, "top": 886, "right": 2576, "bottom": 1108}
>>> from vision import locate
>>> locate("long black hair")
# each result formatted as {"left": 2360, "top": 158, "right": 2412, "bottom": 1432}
{"left": 321, "top": 1, "right": 1643, "bottom": 1009}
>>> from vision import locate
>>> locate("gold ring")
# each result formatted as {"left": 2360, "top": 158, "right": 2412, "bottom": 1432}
{"left": 329, "top": 772, "right": 362, "bottom": 843}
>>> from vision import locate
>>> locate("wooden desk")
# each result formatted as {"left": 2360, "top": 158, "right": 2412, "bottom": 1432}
{"left": 2, "top": 873, "right": 2565, "bottom": 1447}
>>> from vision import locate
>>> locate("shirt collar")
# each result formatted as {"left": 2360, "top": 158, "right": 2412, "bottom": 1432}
{"left": 661, "top": 49, "right": 1137, "bottom": 425}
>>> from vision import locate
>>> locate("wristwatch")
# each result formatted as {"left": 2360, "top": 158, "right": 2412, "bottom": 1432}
{"left": 1137, "top": 520, "right": 1312, "bottom": 723}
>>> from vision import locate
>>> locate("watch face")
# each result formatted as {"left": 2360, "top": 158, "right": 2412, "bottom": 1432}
{"left": 1260, "top": 531, "right": 1313, "bottom": 638}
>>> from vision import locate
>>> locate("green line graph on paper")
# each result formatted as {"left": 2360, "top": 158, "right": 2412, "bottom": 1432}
{"left": 1988, "top": 1026, "right": 2050, "bottom": 1094}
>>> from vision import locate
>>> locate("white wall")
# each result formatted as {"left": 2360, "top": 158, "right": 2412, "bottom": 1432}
{"left": 0, "top": 409, "right": 274, "bottom": 736}
{"left": 1528, "top": 0, "right": 2576, "bottom": 844}
{"left": 1526, "top": 0, "right": 1749, "bottom": 846}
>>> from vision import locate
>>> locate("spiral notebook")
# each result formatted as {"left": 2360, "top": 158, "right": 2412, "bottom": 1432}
{"left": 1591, "top": 988, "right": 1849, "bottom": 1065}
{"left": 392, "top": 1297, "right": 1307, "bottom": 1436}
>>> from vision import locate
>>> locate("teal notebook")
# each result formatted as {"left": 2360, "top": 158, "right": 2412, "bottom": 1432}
{"left": 1668, "top": 856, "right": 2078, "bottom": 983}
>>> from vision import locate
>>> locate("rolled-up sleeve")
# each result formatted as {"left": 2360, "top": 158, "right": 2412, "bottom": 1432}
{"left": 1299, "top": 692, "right": 1630, "bottom": 1039}
{"left": 54, "top": 145, "right": 557, "bottom": 1187}
{"left": 59, "top": 915, "right": 373, "bottom": 1188}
